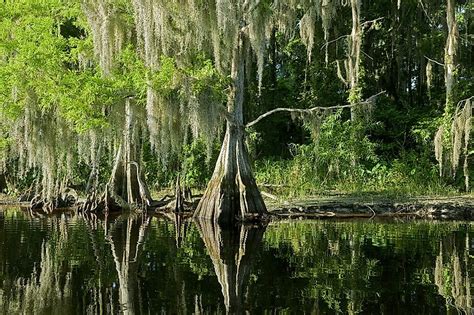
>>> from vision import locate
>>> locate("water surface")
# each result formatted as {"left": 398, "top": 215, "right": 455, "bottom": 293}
{"left": 0, "top": 207, "right": 472, "bottom": 314}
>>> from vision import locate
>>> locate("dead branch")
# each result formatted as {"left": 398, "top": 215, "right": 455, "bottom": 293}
{"left": 424, "top": 55, "right": 445, "bottom": 67}
{"left": 246, "top": 91, "right": 385, "bottom": 128}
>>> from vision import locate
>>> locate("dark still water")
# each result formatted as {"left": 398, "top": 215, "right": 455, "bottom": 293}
{"left": 0, "top": 207, "right": 473, "bottom": 314}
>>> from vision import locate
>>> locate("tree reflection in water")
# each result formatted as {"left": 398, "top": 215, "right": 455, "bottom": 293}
{"left": 0, "top": 208, "right": 472, "bottom": 314}
{"left": 0, "top": 215, "right": 73, "bottom": 314}
{"left": 195, "top": 219, "right": 266, "bottom": 314}
{"left": 435, "top": 234, "right": 473, "bottom": 313}
{"left": 108, "top": 214, "right": 150, "bottom": 315}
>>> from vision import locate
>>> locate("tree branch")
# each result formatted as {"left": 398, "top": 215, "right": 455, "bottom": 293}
{"left": 424, "top": 55, "right": 445, "bottom": 67}
{"left": 245, "top": 91, "right": 385, "bottom": 129}
{"left": 320, "top": 35, "right": 349, "bottom": 51}
{"left": 320, "top": 17, "right": 383, "bottom": 51}
{"left": 361, "top": 17, "right": 385, "bottom": 28}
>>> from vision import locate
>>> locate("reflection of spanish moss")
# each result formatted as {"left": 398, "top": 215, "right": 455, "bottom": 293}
{"left": 435, "top": 235, "right": 472, "bottom": 313}
{"left": 196, "top": 219, "right": 265, "bottom": 313}
{"left": 0, "top": 218, "right": 72, "bottom": 314}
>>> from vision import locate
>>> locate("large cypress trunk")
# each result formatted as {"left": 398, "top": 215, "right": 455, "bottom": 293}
{"left": 194, "top": 31, "right": 267, "bottom": 225}
{"left": 79, "top": 99, "right": 152, "bottom": 213}
{"left": 194, "top": 124, "right": 267, "bottom": 224}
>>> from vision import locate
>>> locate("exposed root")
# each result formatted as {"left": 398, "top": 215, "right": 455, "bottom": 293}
{"left": 29, "top": 188, "right": 77, "bottom": 213}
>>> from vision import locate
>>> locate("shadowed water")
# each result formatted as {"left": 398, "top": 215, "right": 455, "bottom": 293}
{"left": 0, "top": 207, "right": 472, "bottom": 314}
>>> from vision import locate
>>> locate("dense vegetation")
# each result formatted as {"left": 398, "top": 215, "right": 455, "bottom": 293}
{"left": 0, "top": 1, "right": 472, "bottom": 217}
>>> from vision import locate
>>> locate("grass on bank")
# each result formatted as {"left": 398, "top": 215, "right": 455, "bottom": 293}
{"left": 253, "top": 157, "right": 469, "bottom": 201}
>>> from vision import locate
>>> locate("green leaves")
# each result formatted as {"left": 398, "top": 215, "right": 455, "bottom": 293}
{"left": 150, "top": 56, "right": 179, "bottom": 95}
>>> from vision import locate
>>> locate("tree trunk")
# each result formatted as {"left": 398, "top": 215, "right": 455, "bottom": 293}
{"left": 444, "top": 0, "right": 458, "bottom": 113}
{"left": 79, "top": 99, "right": 152, "bottom": 213}
{"left": 349, "top": 0, "right": 362, "bottom": 121}
{"left": 194, "top": 31, "right": 267, "bottom": 225}
{"left": 0, "top": 173, "right": 7, "bottom": 193}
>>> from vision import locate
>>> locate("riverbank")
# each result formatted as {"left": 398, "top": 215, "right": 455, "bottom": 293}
{"left": 265, "top": 193, "right": 474, "bottom": 220}
{"left": 2, "top": 191, "right": 474, "bottom": 220}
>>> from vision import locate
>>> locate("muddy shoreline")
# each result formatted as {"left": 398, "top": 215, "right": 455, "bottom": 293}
{"left": 266, "top": 195, "right": 474, "bottom": 220}
{"left": 1, "top": 194, "right": 474, "bottom": 221}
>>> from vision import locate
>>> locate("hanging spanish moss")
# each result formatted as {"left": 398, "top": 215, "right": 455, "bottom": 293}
{"left": 82, "top": 0, "right": 131, "bottom": 75}
{"left": 320, "top": 0, "right": 338, "bottom": 64}
{"left": 434, "top": 0, "right": 469, "bottom": 192}
{"left": 299, "top": 0, "right": 339, "bottom": 64}
{"left": 248, "top": 2, "right": 273, "bottom": 92}
{"left": 426, "top": 60, "right": 433, "bottom": 91}
{"left": 130, "top": 1, "right": 227, "bottom": 164}
{"left": 300, "top": 7, "right": 317, "bottom": 63}
{"left": 2, "top": 92, "right": 80, "bottom": 211}
{"left": 434, "top": 98, "right": 472, "bottom": 191}
{"left": 434, "top": 126, "right": 444, "bottom": 177}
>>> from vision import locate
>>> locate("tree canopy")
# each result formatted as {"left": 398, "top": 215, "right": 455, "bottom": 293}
{"left": 0, "top": 0, "right": 472, "bottom": 214}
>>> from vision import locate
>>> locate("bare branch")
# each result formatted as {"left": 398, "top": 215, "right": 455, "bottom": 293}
{"left": 361, "top": 17, "right": 384, "bottom": 28}
{"left": 320, "top": 35, "right": 349, "bottom": 51}
{"left": 362, "top": 50, "right": 374, "bottom": 61}
{"left": 424, "top": 55, "right": 445, "bottom": 67}
{"left": 418, "top": 0, "right": 434, "bottom": 27}
{"left": 456, "top": 96, "right": 474, "bottom": 109}
{"left": 246, "top": 91, "right": 385, "bottom": 129}
{"left": 320, "top": 17, "right": 383, "bottom": 51}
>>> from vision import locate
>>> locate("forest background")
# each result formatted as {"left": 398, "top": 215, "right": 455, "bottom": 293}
{"left": 0, "top": 0, "right": 472, "bottom": 209}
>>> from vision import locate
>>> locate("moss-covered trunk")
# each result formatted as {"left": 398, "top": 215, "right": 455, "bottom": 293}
{"left": 349, "top": 0, "right": 362, "bottom": 121}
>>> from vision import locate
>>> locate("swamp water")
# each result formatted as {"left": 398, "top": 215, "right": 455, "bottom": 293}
{"left": 0, "top": 207, "right": 472, "bottom": 314}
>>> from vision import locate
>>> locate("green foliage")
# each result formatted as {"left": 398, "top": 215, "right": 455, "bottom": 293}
{"left": 154, "top": 56, "right": 178, "bottom": 89}
{"left": 255, "top": 111, "right": 458, "bottom": 197}
{"left": 113, "top": 45, "right": 148, "bottom": 98}
{"left": 0, "top": 0, "right": 473, "bottom": 197}
{"left": 181, "top": 139, "right": 217, "bottom": 188}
